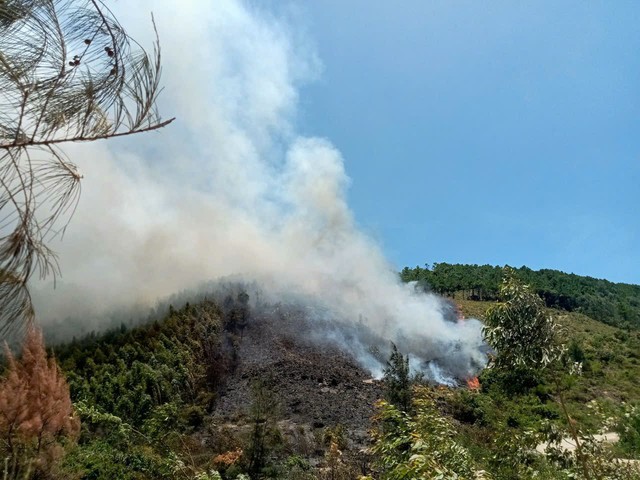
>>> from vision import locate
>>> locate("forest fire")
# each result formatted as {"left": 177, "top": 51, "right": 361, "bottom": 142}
{"left": 466, "top": 376, "right": 480, "bottom": 390}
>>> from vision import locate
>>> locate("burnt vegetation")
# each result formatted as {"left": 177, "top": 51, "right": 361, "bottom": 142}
{"left": 45, "top": 289, "right": 383, "bottom": 478}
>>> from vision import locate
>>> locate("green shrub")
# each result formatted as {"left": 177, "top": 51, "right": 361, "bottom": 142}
{"left": 619, "top": 404, "right": 640, "bottom": 458}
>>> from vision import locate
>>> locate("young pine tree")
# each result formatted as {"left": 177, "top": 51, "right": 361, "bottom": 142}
{"left": 382, "top": 343, "right": 412, "bottom": 413}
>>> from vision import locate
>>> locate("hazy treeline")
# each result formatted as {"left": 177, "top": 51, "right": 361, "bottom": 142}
{"left": 400, "top": 263, "right": 640, "bottom": 328}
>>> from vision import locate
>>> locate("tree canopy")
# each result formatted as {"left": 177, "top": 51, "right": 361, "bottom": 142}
{"left": 482, "top": 267, "right": 563, "bottom": 375}
{"left": 400, "top": 262, "right": 640, "bottom": 329}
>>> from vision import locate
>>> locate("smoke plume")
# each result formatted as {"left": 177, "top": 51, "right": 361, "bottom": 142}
{"left": 30, "top": 0, "right": 486, "bottom": 382}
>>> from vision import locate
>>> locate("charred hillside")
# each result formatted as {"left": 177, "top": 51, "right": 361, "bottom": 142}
{"left": 55, "top": 293, "right": 384, "bottom": 455}
{"left": 215, "top": 299, "right": 383, "bottom": 433}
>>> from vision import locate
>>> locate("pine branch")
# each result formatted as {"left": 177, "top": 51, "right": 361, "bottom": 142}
{"left": 0, "top": 0, "right": 173, "bottom": 332}
{"left": 1, "top": 116, "right": 175, "bottom": 148}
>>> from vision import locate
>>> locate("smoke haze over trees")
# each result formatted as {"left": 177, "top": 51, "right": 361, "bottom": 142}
{"left": 45, "top": 274, "right": 640, "bottom": 479}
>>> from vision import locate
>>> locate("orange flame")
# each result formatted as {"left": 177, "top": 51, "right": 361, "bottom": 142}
{"left": 466, "top": 377, "right": 480, "bottom": 390}
{"left": 213, "top": 448, "right": 243, "bottom": 467}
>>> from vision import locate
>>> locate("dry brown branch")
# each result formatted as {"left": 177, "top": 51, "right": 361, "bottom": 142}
{"left": 0, "top": 0, "right": 174, "bottom": 333}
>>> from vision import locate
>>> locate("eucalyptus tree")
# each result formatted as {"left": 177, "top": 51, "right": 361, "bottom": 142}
{"left": 0, "top": 0, "right": 174, "bottom": 331}
{"left": 483, "top": 267, "right": 563, "bottom": 375}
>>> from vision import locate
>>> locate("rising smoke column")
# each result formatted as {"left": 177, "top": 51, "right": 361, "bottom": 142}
{"left": 30, "top": 0, "right": 486, "bottom": 382}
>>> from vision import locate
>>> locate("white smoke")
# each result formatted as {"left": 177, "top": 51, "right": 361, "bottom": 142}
{"left": 31, "top": 0, "right": 486, "bottom": 381}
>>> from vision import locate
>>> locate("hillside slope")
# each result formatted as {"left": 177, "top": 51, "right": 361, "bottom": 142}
{"left": 457, "top": 298, "right": 640, "bottom": 405}
{"left": 54, "top": 297, "right": 381, "bottom": 479}
{"left": 401, "top": 263, "right": 640, "bottom": 328}
{"left": 40, "top": 272, "right": 640, "bottom": 479}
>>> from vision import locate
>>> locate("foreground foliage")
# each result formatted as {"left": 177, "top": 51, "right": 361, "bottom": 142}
{"left": 483, "top": 267, "right": 564, "bottom": 375}
{"left": 369, "top": 387, "right": 475, "bottom": 479}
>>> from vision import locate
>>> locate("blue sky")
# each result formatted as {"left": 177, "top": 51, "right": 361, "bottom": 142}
{"left": 290, "top": 1, "right": 639, "bottom": 284}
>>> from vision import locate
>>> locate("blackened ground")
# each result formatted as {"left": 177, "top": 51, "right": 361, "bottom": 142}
{"left": 214, "top": 303, "right": 383, "bottom": 443}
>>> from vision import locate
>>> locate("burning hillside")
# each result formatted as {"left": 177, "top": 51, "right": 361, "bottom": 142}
{"left": 171, "top": 289, "right": 487, "bottom": 443}
{"left": 208, "top": 282, "right": 487, "bottom": 388}
{"left": 30, "top": 0, "right": 486, "bottom": 389}
{"left": 213, "top": 300, "right": 383, "bottom": 434}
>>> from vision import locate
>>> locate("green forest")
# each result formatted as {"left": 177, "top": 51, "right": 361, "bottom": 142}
{"left": 400, "top": 263, "right": 640, "bottom": 329}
